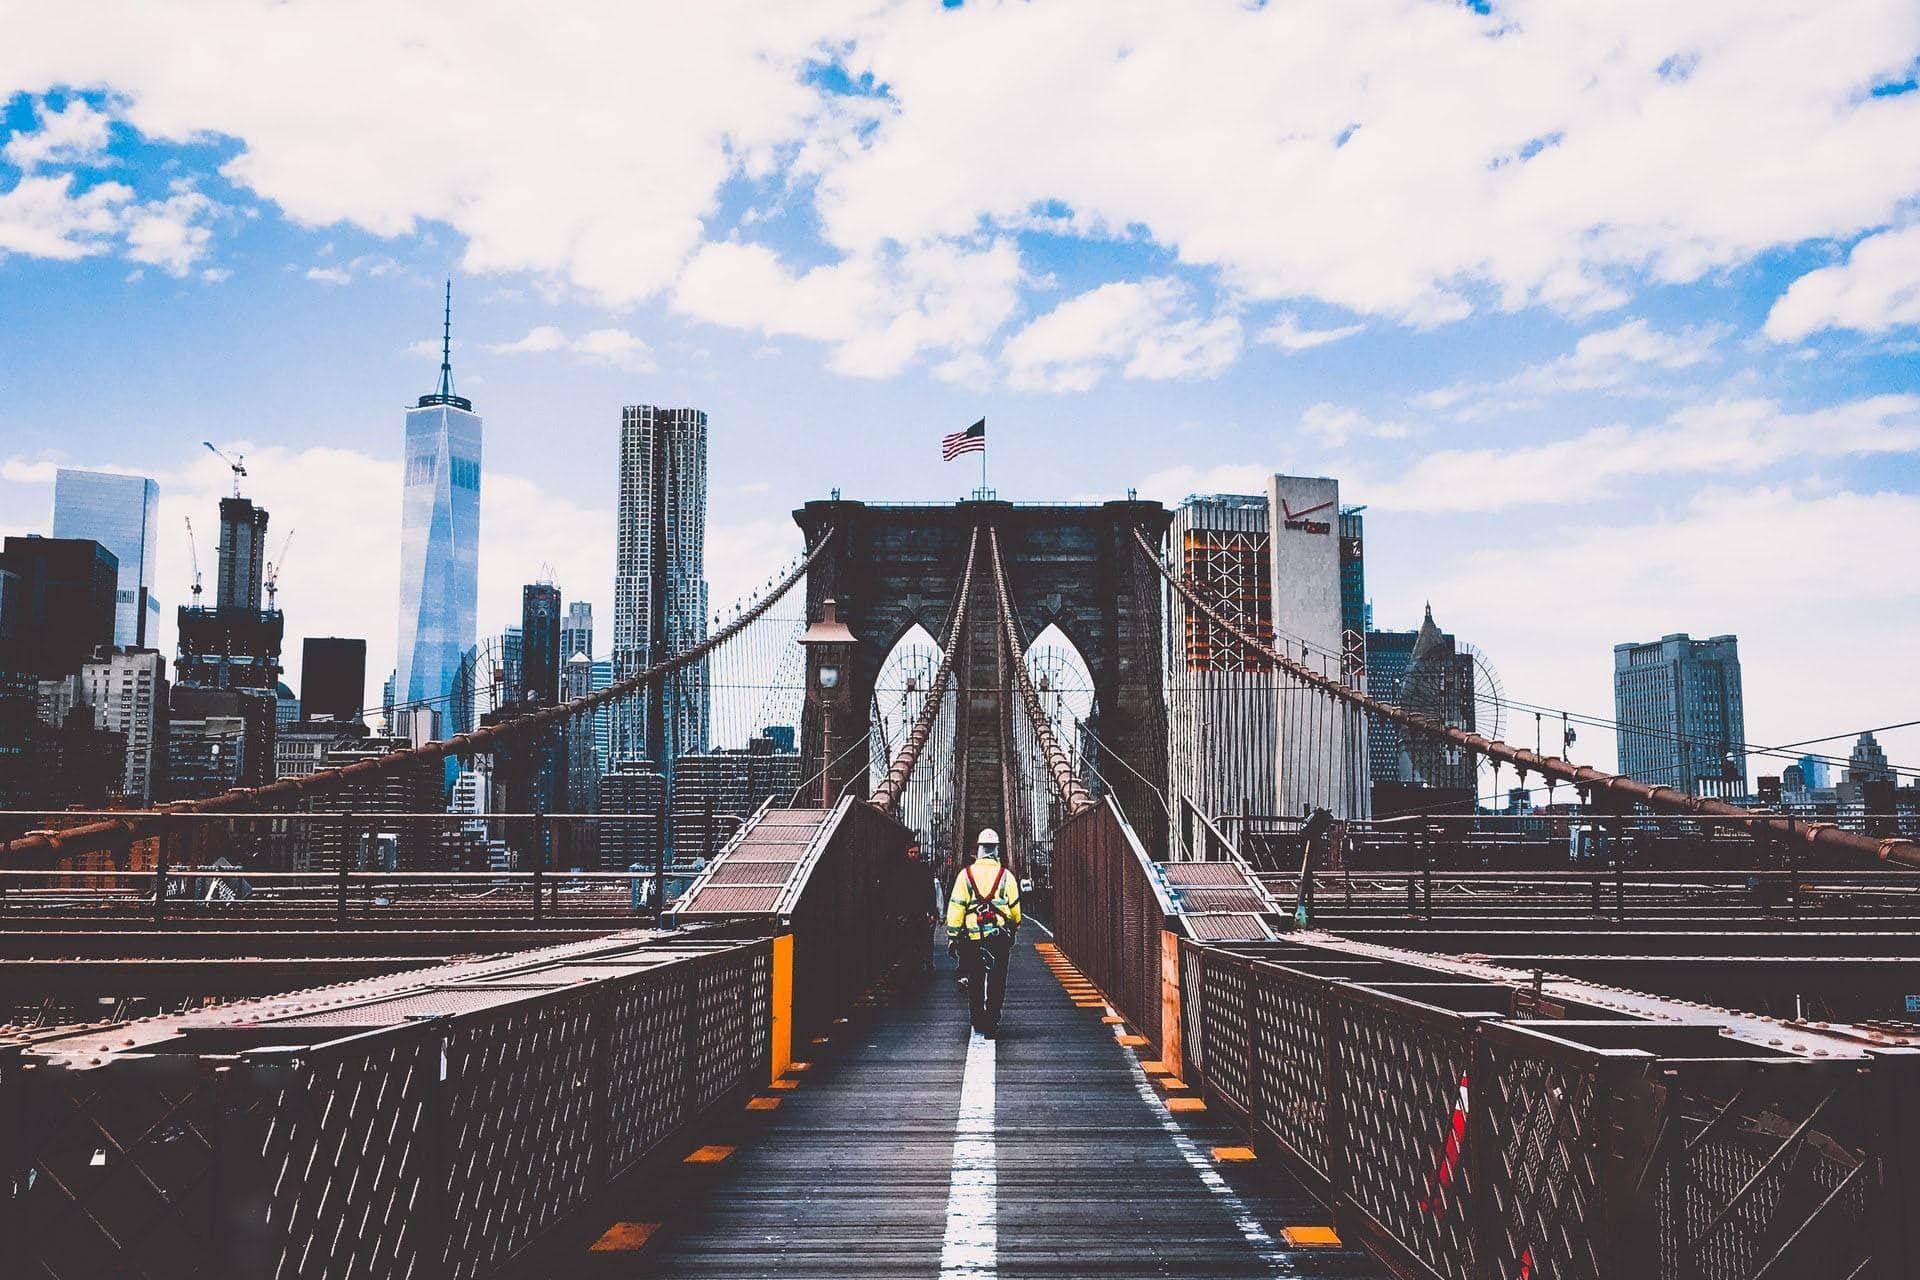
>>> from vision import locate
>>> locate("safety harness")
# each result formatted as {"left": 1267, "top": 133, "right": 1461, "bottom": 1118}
{"left": 963, "top": 863, "right": 1010, "bottom": 938}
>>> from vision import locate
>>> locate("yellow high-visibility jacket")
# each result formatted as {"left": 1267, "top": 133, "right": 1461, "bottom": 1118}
{"left": 946, "top": 856, "right": 1022, "bottom": 940}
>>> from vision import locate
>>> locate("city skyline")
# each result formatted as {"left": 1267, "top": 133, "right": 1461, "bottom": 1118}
{"left": 3, "top": 6, "right": 1919, "bottom": 778}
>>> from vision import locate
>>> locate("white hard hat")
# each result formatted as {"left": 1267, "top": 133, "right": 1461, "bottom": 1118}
{"left": 976, "top": 828, "right": 1001, "bottom": 848}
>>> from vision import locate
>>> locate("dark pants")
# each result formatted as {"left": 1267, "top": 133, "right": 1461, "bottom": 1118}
{"left": 957, "top": 932, "right": 1014, "bottom": 1032}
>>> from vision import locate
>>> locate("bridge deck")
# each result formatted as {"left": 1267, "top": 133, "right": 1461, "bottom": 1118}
{"left": 514, "top": 933, "right": 1383, "bottom": 1278}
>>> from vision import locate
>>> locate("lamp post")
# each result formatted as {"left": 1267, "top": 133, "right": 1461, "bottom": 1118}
{"left": 801, "top": 598, "right": 858, "bottom": 808}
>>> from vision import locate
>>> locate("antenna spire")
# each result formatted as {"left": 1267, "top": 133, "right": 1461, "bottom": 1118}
{"left": 438, "top": 279, "right": 456, "bottom": 399}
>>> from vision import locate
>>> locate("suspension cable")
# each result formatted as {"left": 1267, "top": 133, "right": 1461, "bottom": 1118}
{"left": 4, "top": 531, "right": 836, "bottom": 862}
{"left": 1131, "top": 526, "right": 1920, "bottom": 870}
{"left": 871, "top": 527, "right": 978, "bottom": 812}
{"left": 988, "top": 527, "right": 1094, "bottom": 815}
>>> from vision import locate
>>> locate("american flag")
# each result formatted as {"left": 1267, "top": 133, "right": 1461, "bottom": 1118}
{"left": 941, "top": 418, "right": 986, "bottom": 461}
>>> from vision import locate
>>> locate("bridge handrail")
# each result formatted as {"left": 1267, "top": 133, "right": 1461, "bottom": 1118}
{"left": 2, "top": 531, "right": 834, "bottom": 865}
{"left": 1133, "top": 526, "right": 1920, "bottom": 871}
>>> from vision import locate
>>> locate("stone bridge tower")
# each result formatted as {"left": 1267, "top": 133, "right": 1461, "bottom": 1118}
{"left": 794, "top": 498, "right": 1173, "bottom": 861}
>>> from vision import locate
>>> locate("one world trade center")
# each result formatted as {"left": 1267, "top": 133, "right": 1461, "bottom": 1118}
{"left": 395, "top": 282, "right": 481, "bottom": 751}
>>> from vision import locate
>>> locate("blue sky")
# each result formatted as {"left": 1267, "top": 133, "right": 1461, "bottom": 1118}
{"left": 3, "top": 1, "right": 1919, "bottom": 778}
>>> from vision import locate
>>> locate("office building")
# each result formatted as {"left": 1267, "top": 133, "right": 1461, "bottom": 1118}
{"left": 1382, "top": 607, "right": 1478, "bottom": 803}
{"left": 79, "top": 648, "right": 167, "bottom": 804}
{"left": 175, "top": 496, "right": 284, "bottom": 692}
{"left": 611, "top": 405, "right": 710, "bottom": 775}
{"left": 275, "top": 716, "right": 370, "bottom": 780}
{"left": 0, "top": 671, "right": 123, "bottom": 810}
{"left": 301, "top": 637, "right": 367, "bottom": 723}
{"left": 296, "top": 736, "right": 447, "bottom": 872}
{"left": 562, "top": 652, "right": 598, "bottom": 812}
{"left": 1164, "top": 494, "right": 1279, "bottom": 827}
{"left": 395, "top": 282, "right": 482, "bottom": 745}
{"left": 591, "top": 657, "right": 615, "bottom": 774}
{"left": 671, "top": 731, "right": 802, "bottom": 859}
{"left": 166, "top": 715, "right": 249, "bottom": 798}
{"left": 520, "top": 584, "right": 561, "bottom": 707}
{"left": 1849, "top": 732, "right": 1893, "bottom": 784}
{"left": 502, "top": 626, "right": 522, "bottom": 706}
{"left": 560, "top": 602, "right": 593, "bottom": 667}
{"left": 0, "top": 536, "right": 119, "bottom": 678}
{"left": 52, "top": 469, "right": 161, "bottom": 648}
{"left": 1613, "top": 633, "right": 1747, "bottom": 797}
{"left": 1268, "top": 475, "right": 1367, "bottom": 818}
{"left": 1338, "top": 506, "right": 1366, "bottom": 671}
{"left": 597, "top": 759, "right": 666, "bottom": 871}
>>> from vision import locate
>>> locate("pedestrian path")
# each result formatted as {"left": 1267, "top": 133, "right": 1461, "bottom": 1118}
{"left": 510, "top": 934, "right": 1386, "bottom": 1278}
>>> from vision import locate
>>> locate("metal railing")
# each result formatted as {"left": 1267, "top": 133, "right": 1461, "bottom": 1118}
{"left": 1, "top": 933, "right": 773, "bottom": 1280}
{"left": 1177, "top": 938, "right": 1920, "bottom": 1280}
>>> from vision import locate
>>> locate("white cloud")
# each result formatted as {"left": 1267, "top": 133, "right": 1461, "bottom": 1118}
{"left": 1299, "top": 402, "right": 1412, "bottom": 448}
{"left": 1766, "top": 222, "right": 1920, "bottom": 342}
{"left": 2, "top": 97, "right": 111, "bottom": 171}
{"left": 820, "top": 3, "right": 1920, "bottom": 324}
{"left": 673, "top": 238, "right": 1023, "bottom": 378}
{"left": 1421, "top": 318, "right": 1723, "bottom": 418}
{"left": 200, "top": 266, "right": 231, "bottom": 283}
{"left": 1367, "top": 394, "right": 1920, "bottom": 513}
{"left": 1137, "top": 461, "right": 1278, "bottom": 506}
{"left": 123, "top": 187, "right": 217, "bottom": 276}
{"left": 1256, "top": 313, "right": 1364, "bottom": 352}
{"left": 6, "top": 4, "right": 1909, "bottom": 371}
{"left": 305, "top": 265, "right": 350, "bottom": 285}
{"left": 1003, "top": 278, "right": 1240, "bottom": 391}
{"left": 488, "top": 324, "right": 655, "bottom": 372}
{"left": 0, "top": 172, "right": 130, "bottom": 260}
{"left": 569, "top": 328, "right": 654, "bottom": 372}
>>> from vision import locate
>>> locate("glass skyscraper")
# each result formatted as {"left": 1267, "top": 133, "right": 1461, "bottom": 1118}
{"left": 1613, "top": 632, "right": 1746, "bottom": 796}
{"left": 611, "top": 405, "right": 709, "bottom": 775}
{"left": 395, "top": 284, "right": 482, "bottom": 743}
{"left": 52, "top": 468, "right": 160, "bottom": 648}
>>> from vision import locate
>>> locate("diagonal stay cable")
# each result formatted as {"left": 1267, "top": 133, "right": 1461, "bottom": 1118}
{"left": 1131, "top": 524, "right": 1920, "bottom": 871}
{"left": 988, "top": 526, "right": 1093, "bottom": 816}
{"left": 4, "top": 530, "right": 835, "bottom": 862}
{"left": 872, "top": 527, "right": 978, "bottom": 812}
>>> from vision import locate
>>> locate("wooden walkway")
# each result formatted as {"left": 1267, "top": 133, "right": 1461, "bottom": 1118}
{"left": 511, "top": 933, "right": 1385, "bottom": 1278}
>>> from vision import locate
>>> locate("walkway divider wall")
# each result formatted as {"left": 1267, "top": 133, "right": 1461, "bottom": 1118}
{"left": 1, "top": 934, "right": 773, "bottom": 1280}
{"left": 1177, "top": 937, "right": 1920, "bottom": 1280}
{"left": 672, "top": 796, "right": 919, "bottom": 1048}
{"left": 1052, "top": 797, "right": 1174, "bottom": 1049}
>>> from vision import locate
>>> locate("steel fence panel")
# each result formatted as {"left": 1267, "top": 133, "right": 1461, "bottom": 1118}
{"left": 1248, "top": 960, "right": 1333, "bottom": 1180}
{"left": 1177, "top": 933, "right": 1917, "bottom": 1280}
{"left": 1, "top": 938, "right": 774, "bottom": 1280}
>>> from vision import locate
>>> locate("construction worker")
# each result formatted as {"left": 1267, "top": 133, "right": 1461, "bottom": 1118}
{"left": 946, "top": 828, "right": 1022, "bottom": 1037}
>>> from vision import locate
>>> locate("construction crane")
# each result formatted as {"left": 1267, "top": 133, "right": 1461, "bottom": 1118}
{"left": 184, "top": 516, "right": 204, "bottom": 602}
{"left": 265, "top": 528, "right": 295, "bottom": 611}
{"left": 202, "top": 441, "right": 247, "bottom": 497}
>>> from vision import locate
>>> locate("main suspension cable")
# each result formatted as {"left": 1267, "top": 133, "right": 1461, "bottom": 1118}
{"left": 1131, "top": 525, "right": 1920, "bottom": 870}
{"left": 4, "top": 531, "right": 836, "bottom": 862}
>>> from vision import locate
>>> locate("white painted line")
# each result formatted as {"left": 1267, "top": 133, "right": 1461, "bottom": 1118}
{"left": 1112, "top": 1024, "right": 1292, "bottom": 1270}
{"left": 939, "top": 1028, "right": 997, "bottom": 1278}
{"left": 1026, "top": 917, "right": 1055, "bottom": 938}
